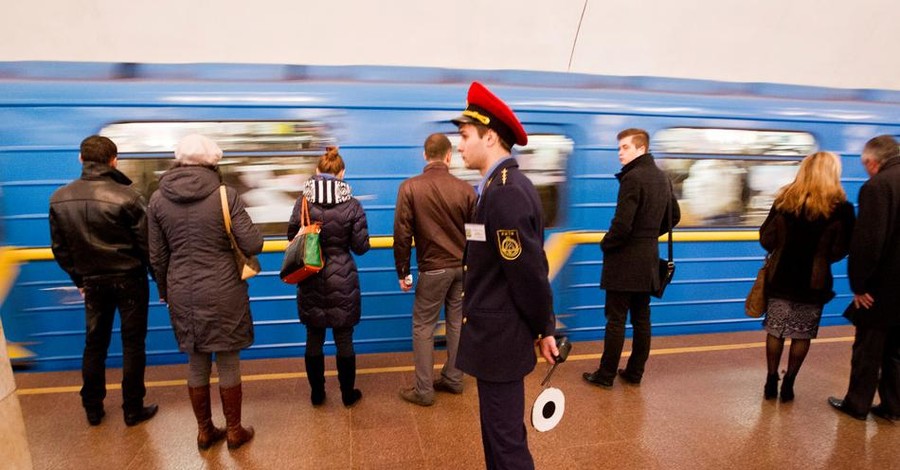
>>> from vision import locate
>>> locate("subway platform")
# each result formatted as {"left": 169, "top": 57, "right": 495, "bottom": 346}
{"left": 13, "top": 325, "right": 900, "bottom": 470}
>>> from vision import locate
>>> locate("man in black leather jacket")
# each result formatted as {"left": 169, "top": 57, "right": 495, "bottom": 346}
{"left": 49, "top": 135, "right": 157, "bottom": 427}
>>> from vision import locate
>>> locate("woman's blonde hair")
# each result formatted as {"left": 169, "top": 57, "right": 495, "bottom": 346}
{"left": 774, "top": 151, "right": 846, "bottom": 219}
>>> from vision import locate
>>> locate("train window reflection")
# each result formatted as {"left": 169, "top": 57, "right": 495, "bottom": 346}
{"left": 446, "top": 134, "right": 573, "bottom": 227}
{"left": 657, "top": 158, "right": 800, "bottom": 227}
{"left": 100, "top": 121, "right": 334, "bottom": 153}
{"left": 117, "top": 156, "right": 318, "bottom": 236}
{"left": 655, "top": 128, "right": 816, "bottom": 156}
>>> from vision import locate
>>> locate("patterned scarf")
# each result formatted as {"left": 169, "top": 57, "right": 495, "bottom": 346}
{"left": 303, "top": 176, "right": 353, "bottom": 205}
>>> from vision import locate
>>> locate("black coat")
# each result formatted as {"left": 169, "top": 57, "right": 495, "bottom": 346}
{"left": 148, "top": 165, "right": 263, "bottom": 353}
{"left": 759, "top": 202, "right": 855, "bottom": 305}
{"left": 287, "top": 175, "right": 370, "bottom": 329}
{"left": 846, "top": 157, "right": 900, "bottom": 327}
{"left": 456, "top": 158, "right": 555, "bottom": 383}
{"left": 49, "top": 162, "right": 150, "bottom": 287}
{"left": 601, "top": 154, "right": 680, "bottom": 292}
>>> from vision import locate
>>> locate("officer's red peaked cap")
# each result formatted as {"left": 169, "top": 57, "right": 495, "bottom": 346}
{"left": 451, "top": 81, "right": 528, "bottom": 147}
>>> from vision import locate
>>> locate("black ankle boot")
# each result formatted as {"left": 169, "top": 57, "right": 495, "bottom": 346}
{"left": 780, "top": 375, "right": 795, "bottom": 402}
{"left": 764, "top": 373, "right": 779, "bottom": 400}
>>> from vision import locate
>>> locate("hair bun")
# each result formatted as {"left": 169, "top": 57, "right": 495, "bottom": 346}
{"left": 325, "top": 145, "right": 340, "bottom": 158}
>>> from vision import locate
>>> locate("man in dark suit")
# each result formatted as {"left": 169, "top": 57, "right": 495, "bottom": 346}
{"left": 452, "top": 81, "right": 558, "bottom": 470}
{"left": 829, "top": 135, "right": 900, "bottom": 422}
{"left": 584, "top": 128, "right": 680, "bottom": 388}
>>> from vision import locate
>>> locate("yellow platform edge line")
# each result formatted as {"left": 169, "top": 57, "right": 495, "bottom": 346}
{"left": 16, "top": 336, "right": 852, "bottom": 396}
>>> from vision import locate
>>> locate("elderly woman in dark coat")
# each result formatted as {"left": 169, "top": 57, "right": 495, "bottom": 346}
{"left": 148, "top": 134, "right": 263, "bottom": 450}
{"left": 288, "top": 146, "right": 370, "bottom": 407}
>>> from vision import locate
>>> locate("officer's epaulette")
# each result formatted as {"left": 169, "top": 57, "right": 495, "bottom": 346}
{"left": 501, "top": 168, "right": 508, "bottom": 185}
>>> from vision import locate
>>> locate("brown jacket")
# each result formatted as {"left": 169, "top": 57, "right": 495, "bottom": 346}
{"left": 393, "top": 162, "right": 476, "bottom": 278}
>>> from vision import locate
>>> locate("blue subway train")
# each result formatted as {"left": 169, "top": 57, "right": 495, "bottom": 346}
{"left": 1, "top": 62, "right": 899, "bottom": 371}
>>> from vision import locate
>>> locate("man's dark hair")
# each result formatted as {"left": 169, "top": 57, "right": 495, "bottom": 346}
{"left": 80, "top": 135, "right": 118, "bottom": 164}
{"left": 468, "top": 123, "right": 511, "bottom": 152}
{"left": 424, "top": 133, "right": 452, "bottom": 161}
{"left": 616, "top": 128, "right": 650, "bottom": 152}
{"left": 863, "top": 135, "right": 899, "bottom": 164}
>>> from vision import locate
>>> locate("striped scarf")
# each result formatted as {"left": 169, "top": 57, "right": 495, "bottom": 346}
{"left": 303, "top": 176, "right": 353, "bottom": 206}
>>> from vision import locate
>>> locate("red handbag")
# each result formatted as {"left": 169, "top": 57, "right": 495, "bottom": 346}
{"left": 280, "top": 198, "right": 324, "bottom": 284}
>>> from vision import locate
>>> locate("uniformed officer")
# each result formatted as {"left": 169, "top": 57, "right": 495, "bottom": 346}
{"left": 452, "top": 82, "right": 558, "bottom": 470}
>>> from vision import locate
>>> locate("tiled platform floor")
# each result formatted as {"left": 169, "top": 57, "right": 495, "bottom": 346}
{"left": 13, "top": 326, "right": 900, "bottom": 469}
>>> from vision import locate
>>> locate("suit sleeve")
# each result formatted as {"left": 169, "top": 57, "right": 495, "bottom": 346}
{"left": 485, "top": 184, "right": 555, "bottom": 338}
{"left": 758, "top": 206, "right": 780, "bottom": 253}
{"left": 392, "top": 182, "right": 413, "bottom": 278}
{"left": 848, "top": 183, "right": 887, "bottom": 294}
{"left": 127, "top": 193, "right": 151, "bottom": 277}
{"left": 601, "top": 176, "right": 640, "bottom": 252}
{"left": 49, "top": 206, "right": 82, "bottom": 288}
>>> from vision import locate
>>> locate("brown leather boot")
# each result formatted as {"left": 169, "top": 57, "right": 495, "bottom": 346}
{"left": 219, "top": 383, "right": 255, "bottom": 450}
{"left": 188, "top": 385, "right": 226, "bottom": 450}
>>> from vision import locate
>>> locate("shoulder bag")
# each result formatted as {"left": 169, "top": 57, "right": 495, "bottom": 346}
{"left": 280, "top": 198, "right": 324, "bottom": 284}
{"left": 219, "top": 186, "right": 261, "bottom": 280}
{"left": 652, "top": 183, "right": 676, "bottom": 299}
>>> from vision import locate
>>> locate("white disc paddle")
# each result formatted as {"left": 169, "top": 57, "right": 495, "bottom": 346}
{"left": 531, "top": 387, "right": 565, "bottom": 432}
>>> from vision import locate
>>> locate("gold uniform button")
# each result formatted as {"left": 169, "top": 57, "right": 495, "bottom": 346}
{"left": 464, "top": 265, "right": 468, "bottom": 272}
{"left": 462, "top": 317, "right": 467, "bottom": 324}
{"left": 461, "top": 292, "right": 465, "bottom": 298}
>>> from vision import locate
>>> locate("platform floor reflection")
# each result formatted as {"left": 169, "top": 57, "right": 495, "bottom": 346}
{"left": 14, "top": 325, "right": 900, "bottom": 469}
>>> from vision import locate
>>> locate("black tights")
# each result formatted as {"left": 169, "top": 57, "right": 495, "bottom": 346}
{"left": 766, "top": 334, "right": 811, "bottom": 377}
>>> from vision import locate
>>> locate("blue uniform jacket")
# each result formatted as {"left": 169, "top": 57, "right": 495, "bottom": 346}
{"left": 456, "top": 158, "right": 555, "bottom": 382}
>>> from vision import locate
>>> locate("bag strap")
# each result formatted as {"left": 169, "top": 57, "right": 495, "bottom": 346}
{"left": 301, "top": 197, "right": 312, "bottom": 227}
{"left": 665, "top": 179, "right": 674, "bottom": 263}
{"left": 219, "top": 185, "right": 239, "bottom": 249}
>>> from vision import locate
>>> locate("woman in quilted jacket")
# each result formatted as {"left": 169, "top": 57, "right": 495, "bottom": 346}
{"left": 287, "top": 146, "right": 370, "bottom": 407}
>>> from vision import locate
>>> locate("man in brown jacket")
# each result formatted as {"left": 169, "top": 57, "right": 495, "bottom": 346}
{"left": 394, "top": 133, "right": 476, "bottom": 406}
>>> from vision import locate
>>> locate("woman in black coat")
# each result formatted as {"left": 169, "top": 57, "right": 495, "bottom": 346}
{"left": 149, "top": 134, "right": 263, "bottom": 450}
{"left": 759, "top": 151, "right": 855, "bottom": 402}
{"left": 287, "top": 147, "right": 370, "bottom": 407}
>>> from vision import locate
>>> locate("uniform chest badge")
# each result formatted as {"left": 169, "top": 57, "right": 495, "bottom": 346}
{"left": 497, "top": 229, "right": 522, "bottom": 260}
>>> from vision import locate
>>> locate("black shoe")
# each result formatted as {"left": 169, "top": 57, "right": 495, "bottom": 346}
{"left": 617, "top": 368, "right": 641, "bottom": 385}
{"left": 583, "top": 370, "right": 613, "bottom": 388}
{"left": 125, "top": 404, "right": 159, "bottom": 426}
{"left": 827, "top": 397, "right": 867, "bottom": 421}
{"left": 780, "top": 375, "right": 795, "bottom": 402}
{"left": 871, "top": 404, "right": 900, "bottom": 422}
{"left": 764, "top": 373, "right": 779, "bottom": 400}
{"left": 86, "top": 408, "right": 105, "bottom": 426}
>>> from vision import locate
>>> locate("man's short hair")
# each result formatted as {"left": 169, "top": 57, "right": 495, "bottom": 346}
{"left": 616, "top": 128, "right": 650, "bottom": 152}
{"left": 424, "top": 133, "right": 452, "bottom": 161}
{"left": 80, "top": 135, "right": 117, "bottom": 164}
{"left": 863, "top": 135, "right": 899, "bottom": 164}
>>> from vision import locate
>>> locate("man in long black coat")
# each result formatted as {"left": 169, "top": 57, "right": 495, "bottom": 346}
{"left": 584, "top": 128, "right": 680, "bottom": 388}
{"left": 829, "top": 135, "right": 900, "bottom": 421}
{"left": 453, "top": 81, "right": 558, "bottom": 470}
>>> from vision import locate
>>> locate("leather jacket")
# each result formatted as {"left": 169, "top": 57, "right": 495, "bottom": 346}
{"left": 393, "top": 162, "right": 476, "bottom": 278}
{"left": 49, "top": 161, "right": 150, "bottom": 287}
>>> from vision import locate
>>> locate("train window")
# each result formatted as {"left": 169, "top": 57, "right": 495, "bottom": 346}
{"left": 446, "top": 134, "right": 573, "bottom": 227}
{"left": 654, "top": 128, "right": 816, "bottom": 156}
{"left": 101, "top": 121, "right": 334, "bottom": 153}
{"left": 652, "top": 128, "right": 815, "bottom": 227}
{"left": 102, "top": 121, "right": 335, "bottom": 236}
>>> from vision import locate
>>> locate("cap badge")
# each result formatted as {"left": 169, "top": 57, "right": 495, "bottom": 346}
{"left": 462, "top": 110, "right": 491, "bottom": 126}
{"left": 497, "top": 229, "right": 522, "bottom": 261}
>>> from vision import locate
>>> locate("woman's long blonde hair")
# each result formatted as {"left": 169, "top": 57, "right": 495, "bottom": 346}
{"left": 774, "top": 151, "right": 846, "bottom": 219}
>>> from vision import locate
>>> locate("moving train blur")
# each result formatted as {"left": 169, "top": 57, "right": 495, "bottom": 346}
{"left": 1, "top": 62, "right": 899, "bottom": 371}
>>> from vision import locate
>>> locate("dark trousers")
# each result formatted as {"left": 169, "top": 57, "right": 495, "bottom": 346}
{"left": 80, "top": 272, "right": 149, "bottom": 413}
{"left": 843, "top": 325, "right": 900, "bottom": 414}
{"left": 599, "top": 290, "right": 652, "bottom": 379}
{"left": 305, "top": 325, "right": 355, "bottom": 357}
{"left": 476, "top": 378, "right": 533, "bottom": 470}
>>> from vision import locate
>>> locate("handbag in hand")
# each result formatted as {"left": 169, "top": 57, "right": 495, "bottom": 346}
{"left": 280, "top": 198, "right": 324, "bottom": 284}
{"left": 219, "top": 186, "right": 261, "bottom": 280}
{"left": 652, "top": 183, "right": 676, "bottom": 299}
